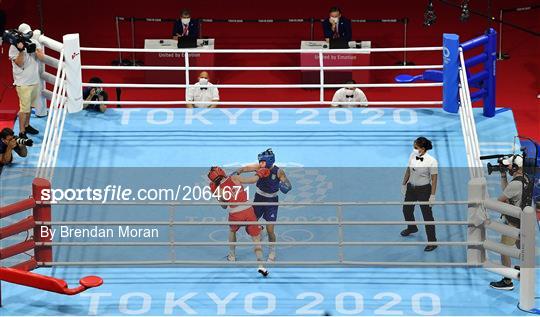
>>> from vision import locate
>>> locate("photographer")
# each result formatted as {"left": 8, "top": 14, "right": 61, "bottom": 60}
{"left": 8, "top": 23, "right": 45, "bottom": 138}
{"left": 489, "top": 155, "right": 531, "bottom": 291}
{"left": 83, "top": 77, "right": 108, "bottom": 113}
{"left": 0, "top": 128, "right": 30, "bottom": 177}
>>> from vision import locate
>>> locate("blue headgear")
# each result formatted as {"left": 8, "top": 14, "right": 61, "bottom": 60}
{"left": 258, "top": 148, "right": 275, "bottom": 167}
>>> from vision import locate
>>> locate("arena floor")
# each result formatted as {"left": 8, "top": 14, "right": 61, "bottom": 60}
{"left": 1, "top": 107, "right": 539, "bottom": 315}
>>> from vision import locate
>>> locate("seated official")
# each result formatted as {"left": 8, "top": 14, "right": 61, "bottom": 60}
{"left": 322, "top": 6, "right": 352, "bottom": 42}
{"left": 0, "top": 128, "right": 29, "bottom": 177}
{"left": 331, "top": 80, "right": 368, "bottom": 107}
{"left": 172, "top": 9, "right": 199, "bottom": 40}
{"left": 82, "top": 77, "right": 108, "bottom": 113}
{"left": 186, "top": 71, "right": 219, "bottom": 108}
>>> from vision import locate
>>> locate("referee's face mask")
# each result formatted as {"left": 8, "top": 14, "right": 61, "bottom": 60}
{"left": 413, "top": 144, "right": 424, "bottom": 156}
{"left": 198, "top": 72, "right": 209, "bottom": 85}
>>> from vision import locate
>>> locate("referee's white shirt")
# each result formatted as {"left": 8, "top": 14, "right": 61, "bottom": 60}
{"left": 331, "top": 88, "right": 368, "bottom": 107}
{"left": 407, "top": 152, "right": 438, "bottom": 186}
{"left": 186, "top": 82, "right": 220, "bottom": 108}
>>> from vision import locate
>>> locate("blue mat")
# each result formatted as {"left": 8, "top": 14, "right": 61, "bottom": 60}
{"left": 1, "top": 108, "right": 538, "bottom": 315}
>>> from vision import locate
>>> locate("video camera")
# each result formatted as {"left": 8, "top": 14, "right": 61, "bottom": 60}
{"left": 2, "top": 29, "right": 36, "bottom": 53}
{"left": 480, "top": 152, "right": 535, "bottom": 176}
{"left": 483, "top": 155, "right": 511, "bottom": 175}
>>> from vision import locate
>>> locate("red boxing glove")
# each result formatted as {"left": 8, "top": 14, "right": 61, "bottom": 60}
{"left": 209, "top": 182, "right": 218, "bottom": 193}
{"left": 256, "top": 168, "right": 271, "bottom": 179}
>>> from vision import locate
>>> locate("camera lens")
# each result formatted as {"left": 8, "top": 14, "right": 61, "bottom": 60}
{"left": 26, "top": 43, "right": 37, "bottom": 53}
{"left": 15, "top": 137, "right": 33, "bottom": 147}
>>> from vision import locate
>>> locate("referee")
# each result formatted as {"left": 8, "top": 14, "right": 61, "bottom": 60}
{"left": 400, "top": 137, "right": 438, "bottom": 251}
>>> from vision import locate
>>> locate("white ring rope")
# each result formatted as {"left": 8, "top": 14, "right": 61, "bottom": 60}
{"left": 38, "top": 200, "right": 476, "bottom": 206}
{"left": 84, "top": 100, "right": 443, "bottom": 106}
{"left": 37, "top": 50, "right": 65, "bottom": 172}
{"left": 77, "top": 45, "right": 444, "bottom": 108}
{"left": 36, "top": 220, "right": 471, "bottom": 226}
{"left": 37, "top": 241, "right": 479, "bottom": 247}
{"left": 82, "top": 83, "right": 443, "bottom": 89}
{"left": 40, "top": 260, "right": 479, "bottom": 267}
{"left": 81, "top": 65, "right": 442, "bottom": 71}
{"left": 459, "top": 48, "right": 483, "bottom": 178}
{"left": 79, "top": 46, "right": 444, "bottom": 53}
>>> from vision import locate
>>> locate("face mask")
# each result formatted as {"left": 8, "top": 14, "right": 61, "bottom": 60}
{"left": 412, "top": 149, "right": 420, "bottom": 156}
{"left": 181, "top": 18, "right": 191, "bottom": 25}
{"left": 330, "top": 17, "right": 339, "bottom": 23}
{"left": 199, "top": 78, "right": 208, "bottom": 85}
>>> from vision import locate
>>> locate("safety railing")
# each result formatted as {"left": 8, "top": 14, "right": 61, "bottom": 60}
{"left": 0, "top": 178, "right": 102, "bottom": 305}
{"left": 0, "top": 179, "right": 52, "bottom": 268}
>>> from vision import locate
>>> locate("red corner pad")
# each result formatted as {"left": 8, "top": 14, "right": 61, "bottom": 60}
{"left": 0, "top": 267, "right": 103, "bottom": 295}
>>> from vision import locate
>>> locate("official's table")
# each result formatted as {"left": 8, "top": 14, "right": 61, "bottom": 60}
{"left": 300, "top": 40, "right": 371, "bottom": 84}
{"left": 144, "top": 39, "right": 215, "bottom": 84}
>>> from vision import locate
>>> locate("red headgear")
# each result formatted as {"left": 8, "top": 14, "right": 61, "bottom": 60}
{"left": 208, "top": 166, "right": 226, "bottom": 182}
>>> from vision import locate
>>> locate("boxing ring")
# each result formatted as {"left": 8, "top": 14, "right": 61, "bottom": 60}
{"left": 0, "top": 29, "right": 538, "bottom": 315}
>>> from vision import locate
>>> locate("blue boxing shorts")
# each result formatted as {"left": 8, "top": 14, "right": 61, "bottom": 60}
{"left": 254, "top": 192, "right": 279, "bottom": 222}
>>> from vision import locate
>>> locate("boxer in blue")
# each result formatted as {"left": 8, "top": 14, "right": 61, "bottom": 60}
{"left": 236, "top": 149, "right": 292, "bottom": 261}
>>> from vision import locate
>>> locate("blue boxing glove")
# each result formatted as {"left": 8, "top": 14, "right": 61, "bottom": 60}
{"left": 279, "top": 180, "right": 292, "bottom": 194}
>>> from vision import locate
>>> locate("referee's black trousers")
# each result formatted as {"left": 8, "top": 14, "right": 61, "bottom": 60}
{"left": 402, "top": 183, "right": 436, "bottom": 242}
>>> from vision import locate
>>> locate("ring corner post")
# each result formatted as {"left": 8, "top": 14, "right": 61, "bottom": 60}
{"left": 483, "top": 28, "right": 497, "bottom": 118}
{"left": 467, "top": 177, "right": 487, "bottom": 264}
{"left": 63, "top": 33, "right": 83, "bottom": 114}
{"left": 32, "top": 178, "right": 52, "bottom": 266}
{"left": 519, "top": 206, "right": 536, "bottom": 311}
{"left": 442, "top": 33, "right": 460, "bottom": 114}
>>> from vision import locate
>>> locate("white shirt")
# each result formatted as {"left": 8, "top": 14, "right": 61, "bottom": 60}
{"left": 331, "top": 88, "right": 368, "bottom": 107}
{"left": 407, "top": 152, "right": 438, "bottom": 186}
{"left": 9, "top": 40, "right": 42, "bottom": 86}
{"left": 186, "top": 82, "right": 220, "bottom": 108}
{"left": 503, "top": 177, "right": 525, "bottom": 208}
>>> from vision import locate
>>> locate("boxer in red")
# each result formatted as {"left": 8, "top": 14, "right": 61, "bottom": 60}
{"left": 208, "top": 166, "right": 271, "bottom": 277}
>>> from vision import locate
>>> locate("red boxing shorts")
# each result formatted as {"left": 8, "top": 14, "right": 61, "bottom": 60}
{"left": 228, "top": 207, "right": 261, "bottom": 236}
